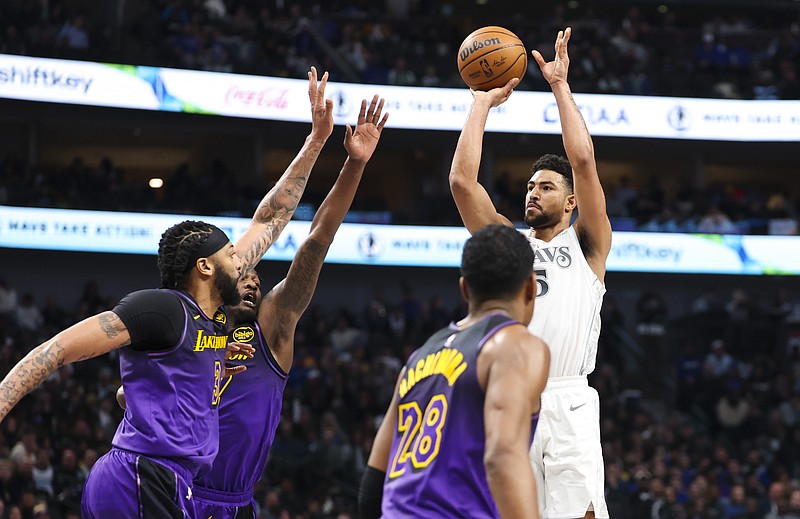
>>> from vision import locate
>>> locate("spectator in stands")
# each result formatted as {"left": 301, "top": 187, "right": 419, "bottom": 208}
{"left": 762, "top": 481, "right": 787, "bottom": 518}
{"left": 0, "top": 280, "right": 17, "bottom": 322}
{"left": 778, "top": 387, "right": 800, "bottom": 428}
{"left": 14, "top": 294, "right": 43, "bottom": 333}
{"left": 698, "top": 204, "right": 737, "bottom": 234}
{"left": 31, "top": 449, "right": 53, "bottom": 498}
{"left": 387, "top": 57, "right": 416, "bottom": 86}
{"left": 56, "top": 15, "right": 89, "bottom": 54}
{"left": 786, "top": 489, "right": 800, "bottom": 519}
{"left": 715, "top": 384, "right": 750, "bottom": 437}
{"left": 721, "top": 483, "right": 747, "bottom": 519}
{"left": 704, "top": 339, "right": 736, "bottom": 379}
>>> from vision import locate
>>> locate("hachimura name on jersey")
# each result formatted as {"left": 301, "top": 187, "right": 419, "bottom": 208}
{"left": 382, "top": 314, "right": 533, "bottom": 519}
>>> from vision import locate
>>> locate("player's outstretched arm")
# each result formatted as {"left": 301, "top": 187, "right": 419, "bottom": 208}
{"left": 532, "top": 28, "right": 611, "bottom": 277}
{"left": 481, "top": 326, "right": 549, "bottom": 519}
{"left": 359, "top": 368, "right": 403, "bottom": 519}
{"left": 0, "top": 311, "right": 131, "bottom": 421}
{"left": 235, "top": 66, "right": 335, "bottom": 270}
{"left": 260, "top": 96, "right": 388, "bottom": 372}
{"left": 449, "top": 79, "right": 519, "bottom": 235}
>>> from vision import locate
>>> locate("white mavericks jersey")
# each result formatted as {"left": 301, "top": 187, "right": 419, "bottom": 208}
{"left": 527, "top": 226, "right": 606, "bottom": 378}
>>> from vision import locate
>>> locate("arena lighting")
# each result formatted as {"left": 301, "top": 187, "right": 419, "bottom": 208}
{"left": 148, "top": 178, "right": 164, "bottom": 189}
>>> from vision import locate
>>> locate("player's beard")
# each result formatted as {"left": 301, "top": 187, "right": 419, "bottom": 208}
{"left": 228, "top": 298, "right": 258, "bottom": 322}
{"left": 215, "top": 269, "right": 242, "bottom": 307}
{"left": 524, "top": 210, "right": 559, "bottom": 230}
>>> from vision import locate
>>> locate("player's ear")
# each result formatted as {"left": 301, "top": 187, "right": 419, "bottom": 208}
{"left": 459, "top": 277, "right": 470, "bottom": 303}
{"left": 195, "top": 257, "right": 214, "bottom": 277}
{"left": 525, "top": 274, "right": 536, "bottom": 303}
{"left": 565, "top": 192, "right": 577, "bottom": 213}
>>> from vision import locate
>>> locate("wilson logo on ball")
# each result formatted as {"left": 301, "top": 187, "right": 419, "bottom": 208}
{"left": 458, "top": 37, "right": 502, "bottom": 62}
{"left": 457, "top": 26, "right": 527, "bottom": 91}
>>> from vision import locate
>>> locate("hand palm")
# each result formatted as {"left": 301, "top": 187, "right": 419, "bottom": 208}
{"left": 541, "top": 58, "right": 568, "bottom": 84}
{"left": 346, "top": 126, "right": 380, "bottom": 162}
{"left": 344, "top": 95, "right": 388, "bottom": 162}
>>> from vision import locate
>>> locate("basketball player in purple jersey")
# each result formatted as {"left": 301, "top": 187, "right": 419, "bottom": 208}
{"left": 449, "top": 29, "right": 612, "bottom": 519}
{"left": 191, "top": 95, "right": 388, "bottom": 519}
{"left": 359, "top": 225, "right": 550, "bottom": 519}
{"left": 0, "top": 66, "right": 335, "bottom": 518}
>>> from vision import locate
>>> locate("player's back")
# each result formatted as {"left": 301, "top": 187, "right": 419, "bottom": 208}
{"left": 527, "top": 226, "right": 605, "bottom": 378}
{"left": 382, "top": 313, "right": 526, "bottom": 519}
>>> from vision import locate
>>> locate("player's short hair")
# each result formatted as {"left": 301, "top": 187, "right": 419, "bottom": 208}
{"left": 532, "top": 154, "right": 573, "bottom": 193}
{"left": 158, "top": 220, "right": 222, "bottom": 289}
{"left": 461, "top": 225, "right": 534, "bottom": 303}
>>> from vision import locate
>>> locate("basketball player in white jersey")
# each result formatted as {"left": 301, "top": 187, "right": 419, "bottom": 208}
{"left": 448, "top": 28, "right": 611, "bottom": 519}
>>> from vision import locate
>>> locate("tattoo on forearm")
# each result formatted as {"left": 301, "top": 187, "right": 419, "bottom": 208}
{"left": 0, "top": 340, "right": 66, "bottom": 420}
{"left": 282, "top": 239, "right": 326, "bottom": 313}
{"left": 241, "top": 147, "right": 320, "bottom": 269}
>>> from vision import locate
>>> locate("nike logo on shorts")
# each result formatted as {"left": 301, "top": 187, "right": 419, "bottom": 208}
{"left": 569, "top": 403, "right": 587, "bottom": 411}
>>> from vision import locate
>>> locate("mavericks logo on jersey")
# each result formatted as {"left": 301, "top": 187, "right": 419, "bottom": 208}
{"left": 533, "top": 245, "right": 572, "bottom": 269}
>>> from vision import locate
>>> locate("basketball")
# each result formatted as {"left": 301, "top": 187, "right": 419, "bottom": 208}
{"left": 457, "top": 26, "right": 527, "bottom": 91}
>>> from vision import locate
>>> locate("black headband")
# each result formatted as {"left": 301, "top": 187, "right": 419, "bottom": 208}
{"left": 189, "top": 225, "right": 230, "bottom": 263}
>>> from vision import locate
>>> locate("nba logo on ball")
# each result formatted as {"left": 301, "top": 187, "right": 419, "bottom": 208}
{"left": 457, "top": 26, "right": 527, "bottom": 91}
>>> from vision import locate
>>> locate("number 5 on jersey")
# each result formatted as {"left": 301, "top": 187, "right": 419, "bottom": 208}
{"left": 535, "top": 268, "right": 549, "bottom": 297}
{"left": 389, "top": 394, "right": 448, "bottom": 479}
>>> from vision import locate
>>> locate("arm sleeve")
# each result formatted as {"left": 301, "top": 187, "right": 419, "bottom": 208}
{"left": 358, "top": 466, "right": 386, "bottom": 519}
{"left": 112, "top": 289, "right": 186, "bottom": 351}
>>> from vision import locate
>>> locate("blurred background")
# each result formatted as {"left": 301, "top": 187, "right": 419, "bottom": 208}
{"left": 1, "top": 0, "right": 800, "bottom": 518}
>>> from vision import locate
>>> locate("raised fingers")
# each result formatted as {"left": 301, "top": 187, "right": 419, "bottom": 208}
{"left": 557, "top": 27, "right": 571, "bottom": 57}
{"left": 308, "top": 66, "right": 330, "bottom": 108}
{"left": 358, "top": 95, "right": 385, "bottom": 126}
{"left": 307, "top": 66, "right": 318, "bottom": 102}
{"left": 371, "top": 97, "right": 385, "bottom": 125}
{"left": 365, "top": 95, "right": 379, "bottom": 124}
{"left": 317, "top": 70, "right": 329, "bottom": 104}
{"left": 358, "top": 99, "right": 368, "bottom": 126}
{"left": 376, "top": 111, "right": 389, "bottom": 132}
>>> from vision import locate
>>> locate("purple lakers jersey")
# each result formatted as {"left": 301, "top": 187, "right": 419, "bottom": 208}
{"left": 195, "top": 320, "right": 287, "bottom": 493}
{"left": 382, "top": 313, "right": 536, "bottom": 518}
{"left": 112, "top": 290, "right": 229, "bottom": 478}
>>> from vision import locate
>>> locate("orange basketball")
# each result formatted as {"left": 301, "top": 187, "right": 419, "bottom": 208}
{"left": 457, "top": 26, "right": 527, "bottom": 91}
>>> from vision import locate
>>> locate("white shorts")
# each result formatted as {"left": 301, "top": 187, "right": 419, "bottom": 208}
{"left": 529, "top": 376, "right": 609, "bottom": 519}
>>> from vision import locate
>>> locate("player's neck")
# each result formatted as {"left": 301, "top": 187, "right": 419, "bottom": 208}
{"left": 186, "top": 284, "right": 222, "bottom": 319}
{"left": 460, "top": 301, "right": 516, "bottom": 327}
{"left": 529, "top": 219, "right": 570, "bottom": 242}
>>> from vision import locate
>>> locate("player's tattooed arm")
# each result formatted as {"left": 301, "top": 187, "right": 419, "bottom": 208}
{"left": 236, "top": 161, "right": 315, "bottom": 270}
{"left": 0, "top": 311, "right": 131, "bottom": 422}
{"left": 262, "top": 96, "right": 388, "bottom": 370}
{"left": 0, "top": 340, "right": 65, "bottom": 420}
{"left": 276, "top": 238, "right": 327, "bottom": 316}
{"left": 235, "top": 66, "right": 335, "bottom": 270}
{"left": 260, "top": 238, "right": 326, "bottom": 372}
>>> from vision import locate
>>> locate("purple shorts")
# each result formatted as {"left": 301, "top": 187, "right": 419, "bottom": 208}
{"left": 192, "top": 485, "right": 256, "bottom": 519}
{"left": 81, "top": 448, "right": 194, "bottom": 519}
